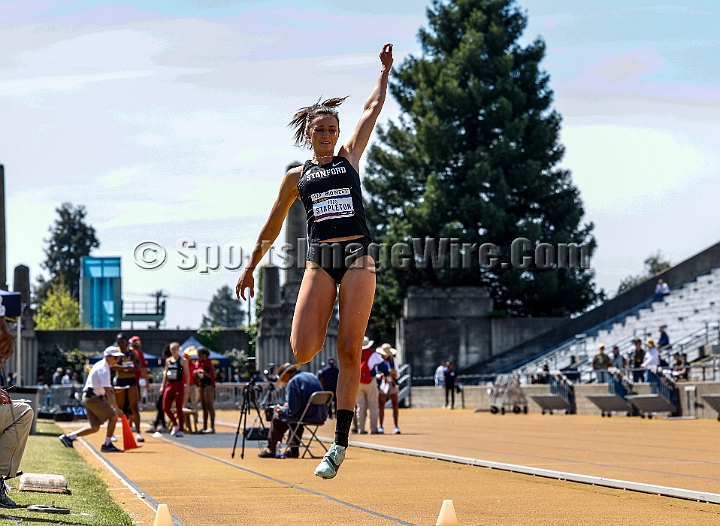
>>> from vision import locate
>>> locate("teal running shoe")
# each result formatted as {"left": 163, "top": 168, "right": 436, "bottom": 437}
{"left": 314, "top": 444, "right": 346, "bottom": 479}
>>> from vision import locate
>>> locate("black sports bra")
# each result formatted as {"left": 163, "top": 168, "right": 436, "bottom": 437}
{"left": 297, "top": 156, "right": 371, "bottom": 242}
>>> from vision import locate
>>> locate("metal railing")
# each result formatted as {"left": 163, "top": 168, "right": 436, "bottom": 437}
{"left": 659, "top": 321, "right": 720, "bottom": 363}
{"left": 550, "top": 375, "right": 575, "bottom": 411}
{"left": 608, "top": 371, "right": 631, "bottom": 399}
{"left": 36, "top": 385, "right": 83, "bottom": 409}
{"left": 647, "top": 370, "right": 677, "bottom": 408}
{"left": 414, "top": 358, "right": 720, "bottom": 388}
{"left": 514, "top": 335, "right": 587, "bottom": 377}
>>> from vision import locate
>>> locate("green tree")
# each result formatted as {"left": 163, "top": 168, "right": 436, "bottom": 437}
{"left": 63, "top": 348, "right": 93, "bottom": 382}
{"left": 37, "top": 344, "right": 64, "bottom": 385}
{"left": 364, "top": 0, "right": 601, "bottom": 341}
{"left": 37, "top": 345, "right": 93, "bottom": 387}
{"left": 618, "top": 251, "right": 671, "bottom": 294}
{"left": 201, "top": 285, "right": 245, "bottom": 328}
{"left": 223, "top": 347, "right": 249, "bottom": 372}
{"left": 197, "top": 327, "right": 220, "bottom": 352}
{"left": 35, "top": 203, "right": 99, "bottom": 304}
{"left": 34, "top": 279, "right": 82, "bottom": 330}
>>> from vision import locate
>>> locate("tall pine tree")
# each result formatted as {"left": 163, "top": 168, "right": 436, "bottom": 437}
{"left": 35, "top": 203, "right": 99, "bottom": 304}
{"left": 202, "top": 285, "right": 245, "bottom": 328}
{"left": 365, "top": 0, "right": 602, "bottom": 341}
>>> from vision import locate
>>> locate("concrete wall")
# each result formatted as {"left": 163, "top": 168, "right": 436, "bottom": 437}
{"left": 397, "top": 286, "right": 566, "bottom": 377}
{"left": 410, "top": 381, "right": 720, "bottom": 419}
{"left": 676, "top": 382, "right": 720, "bottom": 420}
{"left": 399, "top": 316, "right": 491, "bottom": 374}
{"left": 490, "top": 318, "right": 567, "bottom": 357}
{"left": 403, "top": 287, "right": 493, "bottom": 319}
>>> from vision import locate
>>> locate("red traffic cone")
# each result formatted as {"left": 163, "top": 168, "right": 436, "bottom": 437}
{"left": 121, "top": 414, "right": 139, "bottom": 451}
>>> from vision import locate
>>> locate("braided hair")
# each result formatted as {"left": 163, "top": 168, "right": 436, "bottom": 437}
{"left": 288, "top": 96, "right": 348, "bottom": 148}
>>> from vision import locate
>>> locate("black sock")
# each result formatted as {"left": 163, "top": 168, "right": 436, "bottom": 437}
{"left": 334, "top": 409, "right": 354, "bottom": 448}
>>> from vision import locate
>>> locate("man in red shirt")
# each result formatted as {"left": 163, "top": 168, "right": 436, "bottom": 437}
{"left": 355, "top": 337, "right": 383, "bottom": 434}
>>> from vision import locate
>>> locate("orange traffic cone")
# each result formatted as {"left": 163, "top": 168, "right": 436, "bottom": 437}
{"left": 153, "top": 504, "right": 173, "bottom": 526}
{"left": 436, "top": 499, "right": 459, "bottom": 526}
{"left": 121, "top": 414, "right": 139, "bottom": 451}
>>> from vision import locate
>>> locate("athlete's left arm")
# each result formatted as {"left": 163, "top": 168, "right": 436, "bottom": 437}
{"left": 340, "top": 43, "right": 393, "bottom": 169}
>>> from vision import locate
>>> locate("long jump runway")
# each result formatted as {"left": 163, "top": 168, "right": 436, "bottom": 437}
{"left": 68, "top": 409, "right": 720, "bottom": 525}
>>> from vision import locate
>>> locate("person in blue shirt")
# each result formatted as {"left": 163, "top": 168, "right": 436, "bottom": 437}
{"left": 259, "top": 363, "right": 327, "bottom": 459}
{"left": 318, "top": 358, "right": 339, "bottom": 418}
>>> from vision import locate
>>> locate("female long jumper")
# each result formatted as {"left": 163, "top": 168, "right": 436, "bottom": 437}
{"left": 236, "top": 43, "right": 393, "bottom": 479}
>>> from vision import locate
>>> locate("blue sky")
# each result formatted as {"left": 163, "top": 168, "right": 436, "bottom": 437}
{"left": 1, "top": 0, "right": 719, "bottom": 329}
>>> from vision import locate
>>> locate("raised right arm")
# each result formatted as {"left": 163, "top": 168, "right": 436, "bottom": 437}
{"left": 236, "top": 167, "right": 302, "bottom": 300}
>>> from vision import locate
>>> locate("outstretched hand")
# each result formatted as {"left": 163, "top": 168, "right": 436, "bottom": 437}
{"left": 235, "top": 268, "right": 255, "bottom": 301}
{"left": 380, "top": 43, "right": 393, "bottom": 71}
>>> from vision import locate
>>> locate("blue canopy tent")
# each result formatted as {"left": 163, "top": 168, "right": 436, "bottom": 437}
{"left": 0, "top": 290, "right": 22, "bottom": 317}
{"left": 179, "top": 336, "right": 230, "bottom": 368}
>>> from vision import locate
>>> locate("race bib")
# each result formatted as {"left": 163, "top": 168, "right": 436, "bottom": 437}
{"left": 166, "top": 369, "right": 178, "bottom": 381}
{"left": 311, "top": 188, "right": 355, "bottom": 222}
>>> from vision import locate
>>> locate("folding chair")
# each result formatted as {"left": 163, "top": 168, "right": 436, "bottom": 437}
{"left": 285, "top": 391, "right": 333, "bottom": 459}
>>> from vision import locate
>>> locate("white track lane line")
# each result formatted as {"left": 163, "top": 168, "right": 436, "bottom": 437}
{"left": 215, "top": 418, "right": 720, "bottom": 503}
{"left": 79, "top": 437, "right": 184, "bottom": 525}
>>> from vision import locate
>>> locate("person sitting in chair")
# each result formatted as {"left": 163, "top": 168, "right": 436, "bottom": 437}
{"left": 0, "top": 303, "right": 33, "bottom": 508}
{"left": 259, "top": 363, "right": 328, "bottom": 459}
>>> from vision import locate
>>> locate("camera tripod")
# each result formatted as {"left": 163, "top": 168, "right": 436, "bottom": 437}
{"left": 231, "top": 381, "right": 267, "bottom": 460}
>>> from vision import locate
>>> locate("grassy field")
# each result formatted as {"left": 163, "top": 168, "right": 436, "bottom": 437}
{"left": 1, "top": 421, "right": 133, "bottom": 525}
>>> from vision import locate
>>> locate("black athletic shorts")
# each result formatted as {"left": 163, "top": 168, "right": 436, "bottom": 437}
{"left": 114, "top": 376, "right": 137, "bottom": 388}
{"left": 307, "top": 236, "right": 375, "bottom": 285}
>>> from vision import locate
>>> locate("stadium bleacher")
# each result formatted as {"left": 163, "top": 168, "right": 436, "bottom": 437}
{"left": 515, "top": 267, "right": 720, "bottom": 382}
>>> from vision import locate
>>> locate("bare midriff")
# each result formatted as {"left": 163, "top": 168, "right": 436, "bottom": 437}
{"left": 318, "top": 234, "right": 366, "bottom": 243}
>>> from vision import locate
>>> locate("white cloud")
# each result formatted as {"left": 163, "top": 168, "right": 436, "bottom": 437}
{"left": 0, "top": 69, "right": 155, "bottom": 97}
{"left": 561, "top": 125, "right": 708, "bottom": 211}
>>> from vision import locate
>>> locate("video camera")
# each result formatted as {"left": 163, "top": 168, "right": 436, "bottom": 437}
{"left": 263, "top": 362, "right": 275, "bottom": 379}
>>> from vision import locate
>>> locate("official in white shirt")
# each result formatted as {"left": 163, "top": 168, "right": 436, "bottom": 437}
{"left": 58, "top": 346, "right": 125, "bottom": 453}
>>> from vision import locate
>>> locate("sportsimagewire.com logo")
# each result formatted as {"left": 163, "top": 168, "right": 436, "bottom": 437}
{"left": 133, "top": 237, "right": 591, "bottom": 274}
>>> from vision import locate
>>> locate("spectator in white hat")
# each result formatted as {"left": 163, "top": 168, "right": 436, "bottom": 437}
{"left": 376, "top": 343, "right": 401, "bottom": 434}
{"left": 642, "top": 339, "right": 660, "bottom": 382}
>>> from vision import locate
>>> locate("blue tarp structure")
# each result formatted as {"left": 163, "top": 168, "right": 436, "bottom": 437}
{"left": 0, "top": 290, "right": 22, "bottom": 317}
{"left": 89, "top": 351, "right": 162, "bottom": 367}
{"left": 180, "top": 336, "right": 230, "bottom": 368}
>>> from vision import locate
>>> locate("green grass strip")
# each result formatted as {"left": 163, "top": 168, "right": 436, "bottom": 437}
{"left": 1, "top": 421, "right": 133, "bottom": 525}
